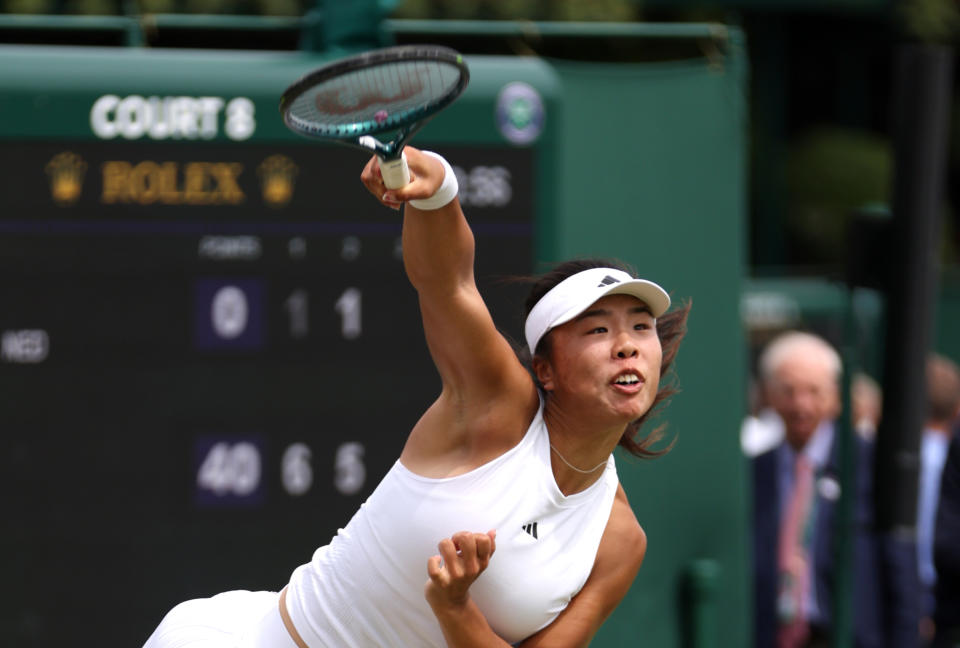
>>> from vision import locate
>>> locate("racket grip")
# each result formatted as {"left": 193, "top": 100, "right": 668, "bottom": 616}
{"left": 379, "top": 153, "right": 410, "bottom": 190}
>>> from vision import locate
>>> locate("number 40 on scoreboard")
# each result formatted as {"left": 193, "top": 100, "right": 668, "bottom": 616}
{"left": 194, "top": 437, "right": 368, "bottom": 508}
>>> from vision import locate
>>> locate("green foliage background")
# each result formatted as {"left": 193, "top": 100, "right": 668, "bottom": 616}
{"left": 0, "top": 0, "right": 640, "bottom": 18}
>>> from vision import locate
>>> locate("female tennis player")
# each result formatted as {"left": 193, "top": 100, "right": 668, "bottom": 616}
{"left": 143, "top": 147, "right": 688, "bottom": 648}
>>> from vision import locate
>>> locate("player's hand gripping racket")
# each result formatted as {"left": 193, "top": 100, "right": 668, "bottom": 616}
{"left": 279, "top": 45, "right": 470, "bottom": 189}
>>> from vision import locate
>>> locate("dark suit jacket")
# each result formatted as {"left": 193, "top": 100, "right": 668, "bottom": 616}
{"left": 934, "top": 425, "right": 960, "bottom": 634}
{"left": 751, "top": 429, "right": 919, "bottom": 648}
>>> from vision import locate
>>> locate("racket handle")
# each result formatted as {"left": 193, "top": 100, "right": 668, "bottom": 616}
{"left": 379, "top": 153, "right": 410, "bottom": 190}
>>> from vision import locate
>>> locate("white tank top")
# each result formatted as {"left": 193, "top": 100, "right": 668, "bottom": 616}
{"left": 285, "top": 402, "right": 620, "bottom": 647}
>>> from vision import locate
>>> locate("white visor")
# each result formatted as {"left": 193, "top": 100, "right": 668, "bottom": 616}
{"left": 524, "top": 267, "right": 670, "bottom": 355}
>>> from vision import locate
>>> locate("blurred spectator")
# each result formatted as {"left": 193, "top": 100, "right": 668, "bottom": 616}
{"left": 741, "top": 365, "right": 880, "bottom": 457}
{"left": 852, "top": 372, "right": 882, "bottom": 442}
{"left": 933, "top": 424, "right": 960, "bottom": 647}
{"left": 742, "top": 375, "right": 785, "bottom": 457}
{"left": 922, "top": 354, "right": 960, "bottom": 645}
{"left": 750, "top": 331, "right": 917, "bottom": 648}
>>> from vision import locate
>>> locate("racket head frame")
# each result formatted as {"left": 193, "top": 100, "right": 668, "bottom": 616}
{"left": 279, "top": 45, "right": 470, "bottom": 161}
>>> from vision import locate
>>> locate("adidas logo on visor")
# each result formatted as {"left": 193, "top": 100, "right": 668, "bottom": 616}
{"left": 597, "top": 275, "right": 620, "bottom": 287}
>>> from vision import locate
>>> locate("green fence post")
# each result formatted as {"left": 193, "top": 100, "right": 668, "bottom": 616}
{"left": 684, "top": 560, "right": 721, "bottom": 648}
{"left": 831, "top": 298, "right": 856, "bottom": 648}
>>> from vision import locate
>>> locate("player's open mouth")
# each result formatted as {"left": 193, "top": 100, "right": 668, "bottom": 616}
{"left": 612, "top": 372, "right": 643, "bottom": 386}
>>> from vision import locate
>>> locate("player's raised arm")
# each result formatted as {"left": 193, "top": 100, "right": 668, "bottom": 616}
{"left": 359, "top": 148, "right": 536, "bottom": 447}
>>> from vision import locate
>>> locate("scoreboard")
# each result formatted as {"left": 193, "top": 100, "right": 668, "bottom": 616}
{"left": 0, "top": 46, "right": 557, "bottom": 646}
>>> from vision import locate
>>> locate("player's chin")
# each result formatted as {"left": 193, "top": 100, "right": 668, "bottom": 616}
{"left": 612, "top": 399, "right": 652, "bottom": 422}
{"left": 628, "top": 393, "right": 657, "bottom": 419}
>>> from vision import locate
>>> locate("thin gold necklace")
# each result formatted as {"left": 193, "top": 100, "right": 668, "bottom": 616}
{"left": 549, "top": 443, "right": 608, "bottom": 474}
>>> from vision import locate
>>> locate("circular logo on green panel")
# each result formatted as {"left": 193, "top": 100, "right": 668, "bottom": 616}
{"left": 495, "top": 82, "right": 544, "bottom": 145}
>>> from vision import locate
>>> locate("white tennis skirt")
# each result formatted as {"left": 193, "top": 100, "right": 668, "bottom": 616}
{"left": 142, "top": 590, "right": 298, "bottom": 648}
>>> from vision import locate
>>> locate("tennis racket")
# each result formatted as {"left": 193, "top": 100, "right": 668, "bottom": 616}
{"left": 279, "top": 45, "right": 470, "bottom": 189}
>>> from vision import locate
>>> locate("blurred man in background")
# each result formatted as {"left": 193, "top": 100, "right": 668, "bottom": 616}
{"left": 933, "top": 422, "right": 960, "bottom": 647}
{"left": 922, "top": 355, "right": 960, "bottom": 646}
{"left": 851, "top": 372, "right": 883, "bottom": 442}
{"left": 742, "top": 375, "right": 785, "bottom": 458}
{"left": 750, "top": 331, "right": 916, "bottom": 648}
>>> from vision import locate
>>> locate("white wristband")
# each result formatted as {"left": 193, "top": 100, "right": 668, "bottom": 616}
{"left": 409, "top": 151, "right": 459, "bottom": 210}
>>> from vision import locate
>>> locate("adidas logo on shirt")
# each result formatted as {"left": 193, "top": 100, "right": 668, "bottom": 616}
{"left": 522, "top": 522, "right": 539, "bottom": 539}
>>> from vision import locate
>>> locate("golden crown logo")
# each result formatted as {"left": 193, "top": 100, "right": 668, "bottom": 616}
{"left": 257, "top": 155, "right": 298, "bottom": 208}
{"left": 45, "top": 152, "right": 88, "bottom": 206}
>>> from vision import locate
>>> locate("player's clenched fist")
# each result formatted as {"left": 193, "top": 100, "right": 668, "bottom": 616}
{"left": 359, "top": 146, "right": 445, "bottom": 210}
{"left": 424, "top": 530, "right": 497, "bottom": 609}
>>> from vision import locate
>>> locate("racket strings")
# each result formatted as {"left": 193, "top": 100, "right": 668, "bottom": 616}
{"left": 290, "top": 59, "right": 461, "bottom": 135}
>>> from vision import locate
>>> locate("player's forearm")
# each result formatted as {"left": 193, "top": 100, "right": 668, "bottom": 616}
{"left": 402, "top": 197, "right": 476, "bottom": 295}
{"left": 428, "top": 595, "right": 512, "bottom": 648}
